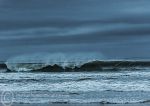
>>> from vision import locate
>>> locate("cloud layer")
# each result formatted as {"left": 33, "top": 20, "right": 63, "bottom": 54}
{"left": 0, "top": 0, "right": 150, "bottom": 60}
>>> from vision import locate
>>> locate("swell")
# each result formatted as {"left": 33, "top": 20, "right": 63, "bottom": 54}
{"left": 30, "top": 61, "right": 150, "bottom": 72}
{"left": 1, "top": 60, "right": 150, "bottom": 72}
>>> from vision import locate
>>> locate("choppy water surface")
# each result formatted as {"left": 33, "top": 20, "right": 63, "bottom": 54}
{"left": 0, "top": 70, "right": 150, "bottom": 104}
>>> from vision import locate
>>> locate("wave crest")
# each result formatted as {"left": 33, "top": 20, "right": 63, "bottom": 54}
{"left": 5, "top": 53, "right": 104, "bottom": 72}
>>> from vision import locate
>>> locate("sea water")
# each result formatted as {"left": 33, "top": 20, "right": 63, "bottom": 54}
{"left": 0, "top": 70, "right": 150, "bottom": 104}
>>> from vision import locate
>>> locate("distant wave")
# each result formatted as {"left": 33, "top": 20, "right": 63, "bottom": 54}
{"left": 0, "top": 53, "right": 149, "bottom": 72}
{"left": 5, "top": 53, "right": 104, "bottom": 72}
{"left": 0, "top": 60, "right": 150, "bottom": 72}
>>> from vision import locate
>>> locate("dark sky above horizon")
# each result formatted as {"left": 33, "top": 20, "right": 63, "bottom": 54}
{"left": 0, "top": 0, "right": 150, "bottom": 60}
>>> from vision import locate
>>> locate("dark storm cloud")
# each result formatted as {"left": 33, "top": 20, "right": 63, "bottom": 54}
{"left": 1, "top": 23, "right": 150, "bottom": 46}
{"left": 0, "top": 0, "right": 150, "bottom": 60}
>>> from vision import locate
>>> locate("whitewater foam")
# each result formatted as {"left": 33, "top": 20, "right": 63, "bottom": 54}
{"left": 0, "top": 71, "right": 150, "bottom": 104}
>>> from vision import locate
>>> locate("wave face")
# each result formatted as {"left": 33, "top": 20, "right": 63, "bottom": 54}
{"left": 5, "top": 53, "right": 104, "bottom": 72}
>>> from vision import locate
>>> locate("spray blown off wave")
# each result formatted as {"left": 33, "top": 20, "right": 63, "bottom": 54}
{"left": 5, "top": 53, "right": 104, "bottom": 72}
{"left": 3, "top": 53, "right": 150, "bottom": 72}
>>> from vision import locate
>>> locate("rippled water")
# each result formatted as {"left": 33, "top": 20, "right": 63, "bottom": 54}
{"left": 0, "top": 70, "right": 150, "bottom": 104}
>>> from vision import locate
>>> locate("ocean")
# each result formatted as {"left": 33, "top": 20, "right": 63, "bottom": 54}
{"left": 1, "top": 0, "right": 150, "bottom": 106}
{"left": 0, "top": 70, "right": 150, "bottom": 104}
{"left": 0, "top": 60, "right": 150, "bottom": 104}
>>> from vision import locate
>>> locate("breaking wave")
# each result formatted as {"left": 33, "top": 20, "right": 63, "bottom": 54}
{"left": 2, "top": 53, "right": 150, "bottom": 72}
{"left": 5, "top": 53, "right": 104, "bottom": 72}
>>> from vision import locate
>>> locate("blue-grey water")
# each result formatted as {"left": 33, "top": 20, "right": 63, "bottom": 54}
{"left": 0, "top": 70, "right": 150, "bottom": 104}
{"left": 1, "top": 0, "right": 150, "bottom": 105}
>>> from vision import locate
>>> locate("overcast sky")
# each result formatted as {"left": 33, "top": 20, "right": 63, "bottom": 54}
{"left": 0, "top": 0, "right": 150, "bottom": 60}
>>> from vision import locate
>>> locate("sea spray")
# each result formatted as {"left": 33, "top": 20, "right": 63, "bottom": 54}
{"left": 5, "top": 52, "right": 104, "bottom": 72}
